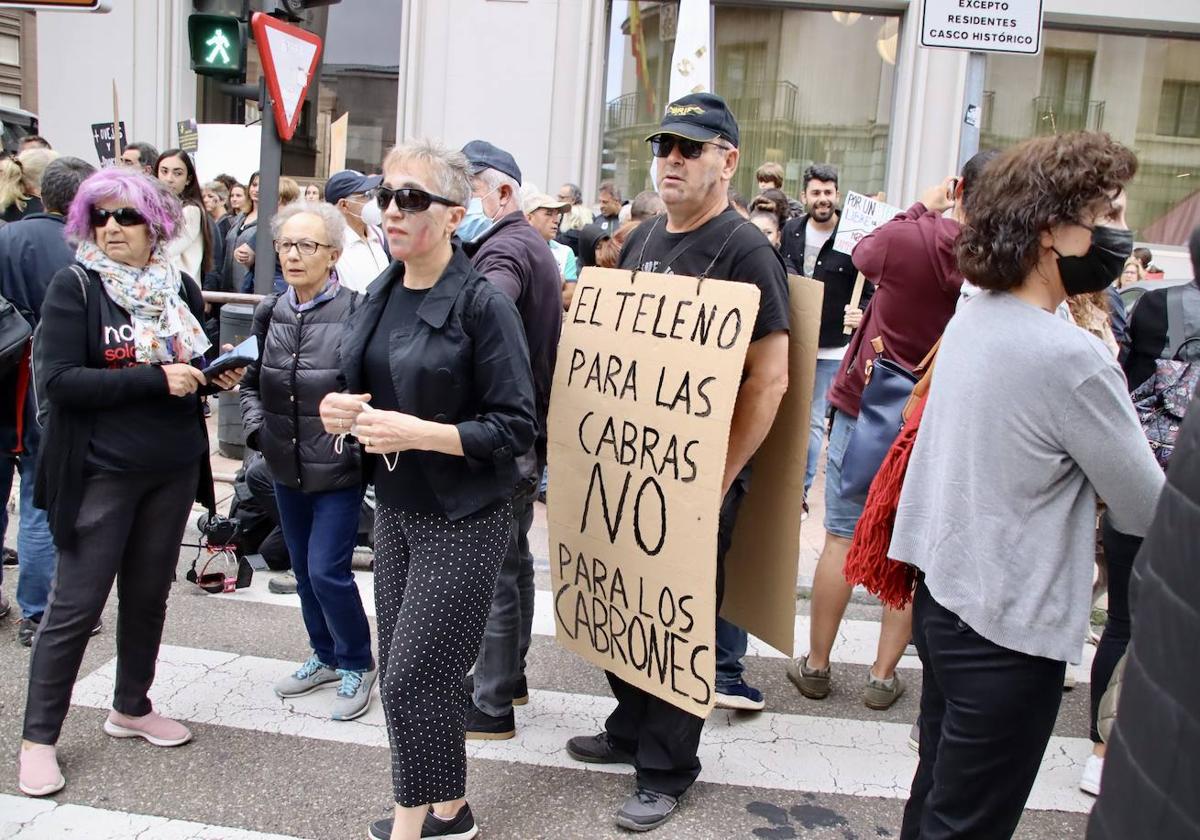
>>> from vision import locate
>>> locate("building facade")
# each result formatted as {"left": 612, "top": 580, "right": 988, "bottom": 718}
{"left": 30, "top": 0, "right": 1200, "bottom": 249}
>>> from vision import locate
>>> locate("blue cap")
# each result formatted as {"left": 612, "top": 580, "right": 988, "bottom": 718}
{"left": 324, "top": 170, "right": 382, "bottom": 205}
{"left": 461, "top": 140, "right": 522, "bottom": 186}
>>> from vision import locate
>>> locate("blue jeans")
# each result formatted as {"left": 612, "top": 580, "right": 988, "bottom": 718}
{"left": 715, "top": 617, "right": 749, "bottom": 690}
{"left": 274, "top": 483, "right": 373, "bottom": 672}
{"left": 0, "top": 431, "right": 57, "bottom": 621}
{"left": 823, "top": 409, "right": 867, "bottom": 538}
{"left": 805, "top": 358, "right": 842, "bottom": 494}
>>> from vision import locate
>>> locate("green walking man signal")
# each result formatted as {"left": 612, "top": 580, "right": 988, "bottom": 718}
{"left": 188, "top": 14, "right": 246, "bottom": 78}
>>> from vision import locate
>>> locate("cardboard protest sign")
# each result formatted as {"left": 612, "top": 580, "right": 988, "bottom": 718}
{"left": 832, "top": 191, "right": 903, "bottom": 256}
{"left": 91, "top": 121, "right": 127, "bottom": 166}
{"left": 722, "top": 275, "right": 824, "bottom": 655}
{"left": 547, "top": 267, "right": 760, "bottom": 717}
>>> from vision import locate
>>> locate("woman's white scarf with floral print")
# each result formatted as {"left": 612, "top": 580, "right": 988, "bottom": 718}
{"left": 76, "top": 240, "right": 212, "bottom": 364}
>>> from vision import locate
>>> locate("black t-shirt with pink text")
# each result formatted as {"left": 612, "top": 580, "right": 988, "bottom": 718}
{"left": 85, "top": 288, "right": 207, "bottom": 472}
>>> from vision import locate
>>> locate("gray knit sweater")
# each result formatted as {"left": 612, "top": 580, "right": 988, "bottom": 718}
{"left": 889, "top": 291, "right": 1164, "bottom": 663}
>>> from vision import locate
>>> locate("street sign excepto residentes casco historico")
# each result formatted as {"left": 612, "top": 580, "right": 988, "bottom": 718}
{"left": 920, "top": 0, "right": 1044, "bottom": 55}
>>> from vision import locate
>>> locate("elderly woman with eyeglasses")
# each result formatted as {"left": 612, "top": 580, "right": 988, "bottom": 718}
{"left": 18, "top": 168, "right": 244, "bottom": 798}
{"left": 240, "top": 200, "right": 376, "bottom": 722}
{"left": 319, "top": 139, "right": 535, "bottom": 840}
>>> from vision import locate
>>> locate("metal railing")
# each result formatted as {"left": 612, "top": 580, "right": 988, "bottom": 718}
{"left": 1033, "top": 96, "right": 1106, "bottom": 134}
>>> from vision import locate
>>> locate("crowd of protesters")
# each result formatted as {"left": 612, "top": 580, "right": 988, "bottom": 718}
{"left": 1, "top": 92, "right": 1198, "bottom": 840}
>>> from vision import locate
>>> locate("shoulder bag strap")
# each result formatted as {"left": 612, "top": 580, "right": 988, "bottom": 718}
{"left": 1165, "top": 285, "right": 1185, "bottom": 360}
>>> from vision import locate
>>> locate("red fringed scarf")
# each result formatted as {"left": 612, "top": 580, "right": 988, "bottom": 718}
{"left": 843, "top": 392, "right": 928, "bottom": 609}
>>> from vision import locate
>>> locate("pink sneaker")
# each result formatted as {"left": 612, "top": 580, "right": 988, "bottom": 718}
{"left": 103, "top": 710, "right": 192, "bottom": 747}
{"left": 18, "top": 743, "right": 65, "bottom": 797}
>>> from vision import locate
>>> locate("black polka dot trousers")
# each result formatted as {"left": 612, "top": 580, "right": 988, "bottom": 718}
{"left": 374, "top": 500, "right": 511, "bottom": 807}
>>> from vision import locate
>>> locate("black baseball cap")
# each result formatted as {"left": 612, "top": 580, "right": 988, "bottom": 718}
{"left": 647, "top": 92, "right": 739, "bottom": 149}
{"left": 461, "top": 140, "right": 522, "bottom": 186}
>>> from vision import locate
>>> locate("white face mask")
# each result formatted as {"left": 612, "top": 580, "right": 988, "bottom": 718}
{"left": 360, "top": 198, "right": 383, "bottom": 227}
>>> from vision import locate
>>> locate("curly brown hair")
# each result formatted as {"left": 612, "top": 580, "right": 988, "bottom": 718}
{"left": 957, "top": 132, "right": 1137, "bottom": 291}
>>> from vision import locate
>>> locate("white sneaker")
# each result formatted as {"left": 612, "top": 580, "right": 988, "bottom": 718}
{"left": 1079, "top": 753, "right": 1103, "bottom": 796}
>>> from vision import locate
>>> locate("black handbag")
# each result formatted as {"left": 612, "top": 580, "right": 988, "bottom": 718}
{"left": 0, "top": 291, "right": 32, "bottom": 377}
{"left": 839, "top": 337, "right": 939, "bottom": 504}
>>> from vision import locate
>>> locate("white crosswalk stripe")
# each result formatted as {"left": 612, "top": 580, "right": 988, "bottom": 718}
{"left": 65, "top": 639, "right": 1093, "bottom": 815}
{"left": 0, "top": 793, "right": 305, "bottom": 839}
{"left": 216, "top": 570, "right": 1098, "bottom": 683}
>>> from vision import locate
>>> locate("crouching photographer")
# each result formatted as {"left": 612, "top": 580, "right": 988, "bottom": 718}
{"left": 239, "top": 200, "right": 375, "bottom": 722}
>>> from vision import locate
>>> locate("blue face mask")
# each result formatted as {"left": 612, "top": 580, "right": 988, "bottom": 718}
{"left": 457, "top": 196, "right": 495, "bottom": 243}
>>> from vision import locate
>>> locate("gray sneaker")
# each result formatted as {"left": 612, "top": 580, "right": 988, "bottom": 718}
{"left": 268, "top": 570, "right": 298, "bottom": 595}
{"left": 786, "top": 654, "right": 831, "bottom": 699}
{"left": 863, "top": 671, "right": 906, "bottom": 710}
{"left": 274, "top": 654, "right": 339, "bottom": 698}
{"left": 616, "top": 788, "right": 678, "bottom": 832}
{"left": 331, "top": 667, "right": 377, "bottom": 721}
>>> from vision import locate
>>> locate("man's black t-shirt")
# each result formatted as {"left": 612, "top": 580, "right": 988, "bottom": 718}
{"left": 86, "top": 289, "right": 207, "bottom": 472}
{"left": 363, "top": 282, "right": 440, "bottom": 513}
{"left": 618, "top": 207, "right": 790, "bottom": 341}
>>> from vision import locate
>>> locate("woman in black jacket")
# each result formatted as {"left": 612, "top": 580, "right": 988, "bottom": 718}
{"left": 19, "top": 168, "right": 243, "bottom": 798}
{"left": 240, "top": 201, "right": 376, "bottom": 722}
{"left": 320, "top": 139, "right": 535, "bottom": 840}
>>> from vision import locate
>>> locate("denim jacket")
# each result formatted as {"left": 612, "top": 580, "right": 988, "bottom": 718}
{"left": 340, "top": 244, "right": 537, "bottom": 520}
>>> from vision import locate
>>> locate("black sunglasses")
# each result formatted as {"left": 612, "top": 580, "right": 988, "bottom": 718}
{"left": 648, "top": 134, "right": 730, "bottom": 160}
{"left": 372, "top": 186, "right": 460, "bottom": 213}
{"left": 89, "top": 207, "right": 148, "bottom": 228}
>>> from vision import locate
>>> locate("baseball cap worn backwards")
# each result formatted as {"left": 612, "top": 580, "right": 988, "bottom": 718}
{"left": 461, "top": 140, "right": 523, "bottom": 186}
{"left": 649, "top": 92, "right": 739, "bottom": 149}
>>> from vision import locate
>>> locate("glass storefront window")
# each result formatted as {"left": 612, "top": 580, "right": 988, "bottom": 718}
{"left": 983, "top": 32, "right": 1200, "bottom": 246}
{"left": 602, "top": 2, "right": 898, "bottom": 202}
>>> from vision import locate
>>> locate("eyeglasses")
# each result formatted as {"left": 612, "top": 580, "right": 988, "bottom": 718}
{"left": 274, "top": 239, "right": 333, "bottom": 256}
{"left": 371, "top": 185, "right": 460, "bottom": 213}
{"left": 89, "top": 207, "right": 147, "bottom": 228}
{"left": 648, "top": 134, "right": 730, "bottom": 160}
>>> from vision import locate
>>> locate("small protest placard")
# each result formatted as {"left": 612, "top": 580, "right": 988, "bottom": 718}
{"left": 832, "top": 191, "right": 903, "bottom": 256}
{"left": 91, "top": 121, "right": 127, "bottom": 166}
{"left": 547, "top": 267, "right": 759, "bottom": 717}
{"left": 177, "top": 119, "right": 199, "bottom": 153}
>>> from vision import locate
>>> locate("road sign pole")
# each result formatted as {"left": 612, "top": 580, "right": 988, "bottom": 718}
{"left": 957, "top": 50, "right": 986, "bottom": 169}
{"left": 254, "top": 74, "right": 282, "bottom": 296}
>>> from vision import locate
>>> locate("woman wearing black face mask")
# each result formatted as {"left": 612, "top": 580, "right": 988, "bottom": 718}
{"left": 887, "top": 132, "right": 1163, "bottom": 840}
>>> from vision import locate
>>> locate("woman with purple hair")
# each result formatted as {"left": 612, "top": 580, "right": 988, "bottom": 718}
{"left": 17, "top": 167, "right": 245, "bottom": 798}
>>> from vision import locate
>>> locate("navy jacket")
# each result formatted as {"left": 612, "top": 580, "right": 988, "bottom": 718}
{"left": 340, "top": 245, "right": 536, "bottom": 520}
{"left": 463, "top": 212, "right": 562, "bottom": 471}
{"left": 0, "top": 212, "right": 74, "bottom": 452}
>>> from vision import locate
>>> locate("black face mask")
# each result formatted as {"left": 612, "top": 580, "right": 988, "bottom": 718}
{"left": 1053, "top": 225, "right": 1134, "bottom": 296}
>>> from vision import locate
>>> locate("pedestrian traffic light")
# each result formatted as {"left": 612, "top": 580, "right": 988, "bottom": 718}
{"left": 188, "top": 13, "right": 246, "bottom": 78}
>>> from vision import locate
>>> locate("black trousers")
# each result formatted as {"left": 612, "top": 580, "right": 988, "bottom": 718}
{"left": 1090, "top": 515, "right": 1140, "bottom": 743}
{"left": 23, "top": 465, "right": 199, "bottom": 745}
{"left": 603, "top": 478, "right": 747, "bottom": 798}
{"left": 374, "top": 501, "right": 510, "bottom": 807}
{"left": 901, "top": 579, "right": 1065, "bottom": 840}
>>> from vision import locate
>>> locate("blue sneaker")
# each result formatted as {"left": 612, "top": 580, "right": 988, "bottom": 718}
{"left": 715, "top": 678, "right": 765, "bottom": 711}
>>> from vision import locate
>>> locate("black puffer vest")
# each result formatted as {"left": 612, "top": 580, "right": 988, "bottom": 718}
{"left": 240, "top": 286, "right": 360, "bottom": 492}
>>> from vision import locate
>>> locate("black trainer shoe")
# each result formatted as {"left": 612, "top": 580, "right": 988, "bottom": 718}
{"left": 17, "top": 617, "right": 38, "bottom": 647}
{"left": 2, "top": 546, "right": 17, "bottom": 566}
{"left": 464, "top": 702, "right": 515, "bottom": 740}
{"left": 368, "top": 803, "right": 479, "bottom": 840}
{"left": 566, "top": 731, "right": 634, "bottom": 765}
{"left": 0, "top": 591, "right": 9, "bottom": 620}
{"left": 616, "top": 788, "right": 678, "bottom": 832}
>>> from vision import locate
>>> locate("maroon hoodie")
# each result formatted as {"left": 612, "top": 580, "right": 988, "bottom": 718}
{"left": 827, "top": 202, "right": 963, "bottom": 418}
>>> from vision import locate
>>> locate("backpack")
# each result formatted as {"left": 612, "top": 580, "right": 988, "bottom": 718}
{"left": 1132, "top": 335, "right": 1200, "bottom": 471}
{"left": 0, "top": 290, "right": 32, "bottom": 377}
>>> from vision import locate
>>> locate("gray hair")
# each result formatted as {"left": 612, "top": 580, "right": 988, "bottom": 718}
{"left": 203, "top": 180, "right": 229, "bottom": 203}
{"left": 473, "top": 166, "right": 520, "bottom": 198}
{"left": 271, "top": 200, "right": 347, "bottom": 251}
{"left": 382, "top": 138, "right": 472, "bottom": 207}
{"left": 631, "top": 189, "right": 665, "bottom": 221}
{"left": 40, "top": 157, "right": 95, "bottom": 215}
{"left": 560, "top": 182, "right": 582, "bottom": 204}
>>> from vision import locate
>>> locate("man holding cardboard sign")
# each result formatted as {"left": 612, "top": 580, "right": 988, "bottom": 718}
{"left": 560, "top": 93, "right": 790, "bottom": 833}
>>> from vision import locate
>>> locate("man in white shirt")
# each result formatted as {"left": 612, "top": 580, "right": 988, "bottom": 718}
{"left": 325, "top": 169, "right": 390, "bottom": 293}
{"left": 523, "top": 192, "right": 577, "bottom": 283}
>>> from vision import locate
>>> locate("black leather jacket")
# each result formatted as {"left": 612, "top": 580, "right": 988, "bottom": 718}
{"left": 240, "top": 286, "right": 361, "bottom": 493}
{"left": 340, "top": 245, "right": 537, "bottom": 520}
{"left": 780, "top": 212, "right": 873, "bottom": 348}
